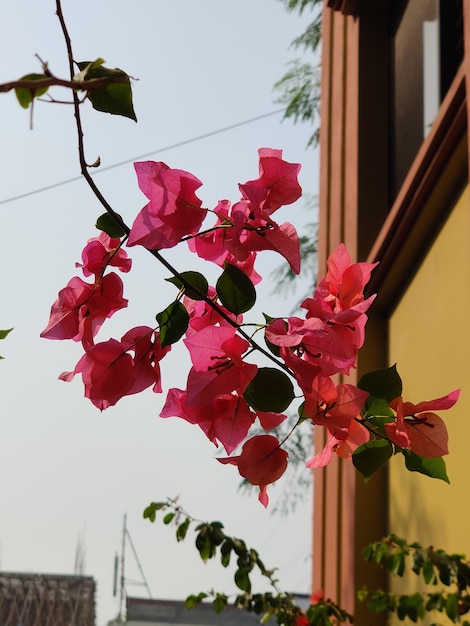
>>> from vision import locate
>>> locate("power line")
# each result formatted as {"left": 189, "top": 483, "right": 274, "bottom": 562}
{"left": 0, "top": 109, "right": 284, "bottom": 206}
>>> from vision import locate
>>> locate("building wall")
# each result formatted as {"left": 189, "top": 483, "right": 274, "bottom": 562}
{"left": 388, "top": 183, "right": 470, "bottom": 564}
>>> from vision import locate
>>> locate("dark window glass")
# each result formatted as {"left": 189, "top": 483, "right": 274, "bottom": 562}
{"left": 390, "top": 0, "right": 463, "bottom": 198}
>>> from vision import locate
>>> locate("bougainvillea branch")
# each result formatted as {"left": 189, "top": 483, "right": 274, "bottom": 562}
{"left": 6, "top": 0, "right": 455, "bottom": 508}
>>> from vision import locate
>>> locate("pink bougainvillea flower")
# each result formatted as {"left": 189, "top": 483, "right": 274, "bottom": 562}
{"left": 300, "top": 243, "right": 378, "bottom": 355}
{"left": 187, "top": 199, "right": 234, "bottom": 265}
{"left": 183, "top": 326, "right": 257, "bottom": 405}
{"left": 184, "top": 287, "right": 242, "bottom": 331}
{"left": 60, "top": 338, "right": 135, "bottom": 410}
{"left": 76, "top": 231, "right": 131, "bottom": 278}
{"left": 120, "top": 326, "right": 171, "bottom": 395}
{"left": 60, "top": 326, "right": 171, "bottom": 410}
{"left": 188, "top": 200, "right": 264, "bottom": 284}
{"left": 41, "top": 272, "right": 128, "bottom": 348}
{"left": 219, "top": 435, "right": 288, "bottom": 507}
{"left": 127, "top": 161, "right": 206, "bottom": 250}
{"left": 385, "top": 390, "right": 460, "bottom": 456}
{"left": 161, "top": 388, "right": 257, "bottom": 454}
{"left": 306, "top": 420, "right": 370, "bottom": 468}
{"left": 239, "top": 148, "right": 302, "bottom": 216}
{"left": 302, "top": 378, "right": 369, "bottom": 440}
{"left": 266, "top": 314, "right": 359, "bottom": 377}
{"left": 238, "top": 219, "right": 301, "bottom": 275}
{"left": 312, "top": 243, "right": 378, "bottom": 311}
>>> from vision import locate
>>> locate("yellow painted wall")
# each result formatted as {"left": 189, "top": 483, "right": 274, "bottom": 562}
{"left": 388, "top": 185, "right": 470, "bottom": 613}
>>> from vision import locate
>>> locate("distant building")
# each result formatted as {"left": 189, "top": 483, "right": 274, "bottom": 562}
{"left": 125, "top": 595, "right": 310, "bottom": 626}
{"left": 0, "top": 572, "right": 95, "bottom": 626}
{"left": 125, "top": 597, "right": 257, "bottom": 626}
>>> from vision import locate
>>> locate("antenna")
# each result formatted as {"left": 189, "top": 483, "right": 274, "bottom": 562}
{"left": 115, "top": 513, "right": 153, "bottom": 622}
{"left": 74, "top": 527, "right": 86, "bottom": 576}
{"left": 118, "top": 513, "right": 127, "bottom": 621}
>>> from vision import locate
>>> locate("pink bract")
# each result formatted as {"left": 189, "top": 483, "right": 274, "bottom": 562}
{"left": 127, "top": 161, "right": 206, "bottom": 250}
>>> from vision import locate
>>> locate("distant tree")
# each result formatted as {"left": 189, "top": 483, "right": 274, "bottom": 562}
{"left": 275, "top": 0, "right": 322, "bottom": 147}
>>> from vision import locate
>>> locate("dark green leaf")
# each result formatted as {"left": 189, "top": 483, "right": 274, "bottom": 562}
{"left": 96, "top": 213, "right": 126, "bottom": 238}
{"left": 402, "top": 450, "right": 450, "bottom": 483}
{"left": 235, "top": 568, "right": 251, "bottom": 592}
{"left": 15, "top": 73, "right": 49, "bottom": 108}
{"left": 358, "top": 364, "right": 402, "bottom": 403}
{"left": 166, "top": 272, "right": 209, "bottom": 301}
{"left": 156, "top": 301, "right": 189, "bottom": 347}
{"left": 243, "top": 367, "right": 294, "bottom": 412}
{"left": 352, "top": 440, "right": 393, "bottom": 481}
{"left": 220, "top": 539, "right": 233, "bottom": 567}
{"left": 76, "top": 60, "right": 137, "bottom": 121}
{"left": 210, "top": 522, "right": 225, "bottom": 546}
{"left": 216, "top": 263, "right": 256, "bottom": 314}
{"left": 262, "top": 313, "right": 276, "bottom": 324}
{"left": 163, "top": 512, "right": 175, "bottom": 525}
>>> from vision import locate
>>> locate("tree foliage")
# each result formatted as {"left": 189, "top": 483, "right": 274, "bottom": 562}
{"left": 275, "top": 0, "right": 322, "bottom": 147}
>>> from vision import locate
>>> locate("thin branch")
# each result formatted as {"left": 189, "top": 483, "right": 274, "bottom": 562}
{"left": 54, "top": 0, "right": 295, "bottom": 379}
{"left": 0, "top": 75, "right": 130, "bottom": 94}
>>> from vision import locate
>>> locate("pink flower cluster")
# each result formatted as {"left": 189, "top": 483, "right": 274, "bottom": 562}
{"left": 41, "top": 149, "right": 459, "bottom": 506}
{"left": 41, "top": 231, "right": 169, "bottom": 410}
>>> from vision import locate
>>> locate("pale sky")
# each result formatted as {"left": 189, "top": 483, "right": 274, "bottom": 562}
{"left": 0, "top": 2, "right": 318, "bottom": 624}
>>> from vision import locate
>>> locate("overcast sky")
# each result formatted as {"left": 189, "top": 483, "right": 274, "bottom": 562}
{"left": 0, "top": 2, "right": 318, "bottom": 624}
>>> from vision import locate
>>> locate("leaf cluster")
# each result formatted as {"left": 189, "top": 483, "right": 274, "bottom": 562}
{"left": 14, "top": 57, "right": 136, "bottom": 122}
{"left": 360, "top": 535, "right": 470, "bottom": 623}
{"left": 352, "top": 365, "right": 449, "bottom": 483}
{"left": 143, "top": 498, "right": 352, "bottom": 625}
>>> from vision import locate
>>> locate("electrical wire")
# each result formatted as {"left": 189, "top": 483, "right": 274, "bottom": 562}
{"left": 0, "top": 109, "right": 284, "bottom": 206}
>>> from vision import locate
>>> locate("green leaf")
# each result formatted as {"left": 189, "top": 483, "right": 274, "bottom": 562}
{"left": 156, "top": 301, "right": 189, "bottom": 347}
{"left": 210, "top": 522, "right": 225, "bottom": 546}
{"left": 213, "top": 594, "right": 228, "bottom": 614}
{"left": 166, "top": 271, "right": 209, "bottom": 301}
{"left": 362, "top": 395, "right": 395, "bottom": 419}
{"left": 76, "top": 60, "right": 137, "bottom": 121}
{"left": 235, "top": 568, "right": 251, "bottom": 592}
{"left": 15, "top": 73, "right": 49, "bottom": 108}
{"left": 74, "top": 58, "right": 106, "bottom": 82}
{"left": 163, "top": 512, "right": 175, "bottom": 525}
{"left": 185, "top": 593, "right": 207, "bottom": 609}
{"left": 446, "top": 593, "right": 459, "bottom": 621}
{"left": 96, "top": 213, "right": 126, "bottom": 238}
{"left": 142, "top": 501, "right": 167, "bottom": 522}
{"left": 422, "top": 559, "right": 435, "bottom": 584}
{"left": 352, "top": 440, "right": 393, "bottom": 481}
{"left": 402, "top": 450, "right": 450, "bottom": 483}
{"left": 358, "top": 364, "right": 402, "bottom": 403}
{"left": 195, "top": 526, "right": 214, "bottom": 562}
{"left": 243, "top": 367, "right": 294, "bottom": 412}
{"left": 216, "top": 263, "right": 256, "bottom": 314}
{"left": 220, "top": 539, "right": 233, "bottom": 567}
{"left": 176, "top": 518, "right": 190, "bottom": 542}
{"left": 262, "top": 313, "right": 276, "bottom": 324}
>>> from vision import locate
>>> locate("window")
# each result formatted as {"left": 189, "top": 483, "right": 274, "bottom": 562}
{"left": 390, "top": 0, "right": 463, "bottom": 198}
